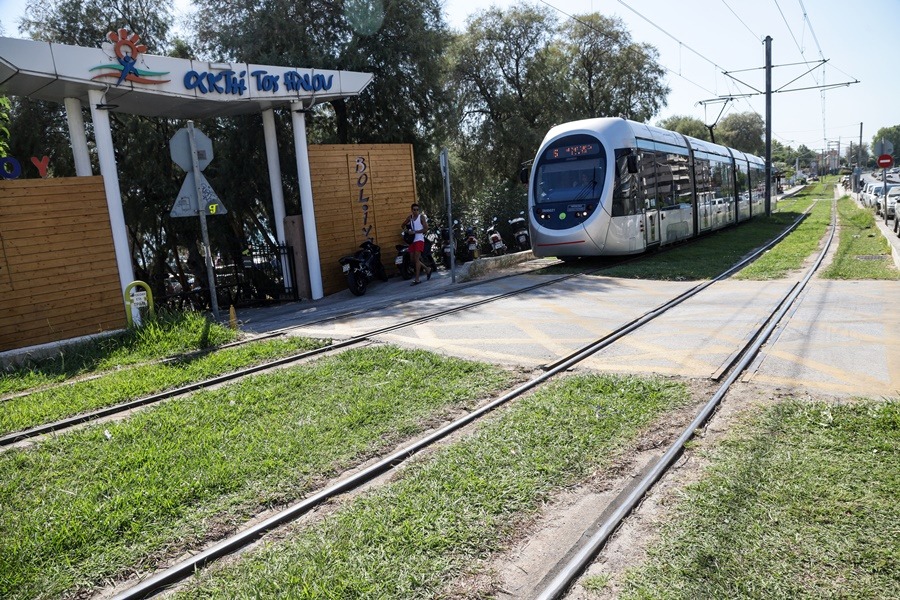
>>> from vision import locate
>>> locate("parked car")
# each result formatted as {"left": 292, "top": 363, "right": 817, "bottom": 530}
{"left": 861, "top": 182, "right": 877, "bottom": 206}
{"left": 884, "top": 187, "right": 900, "bottom": 220}
{"left": 873, "top": 184, "right": 896, "bottom": 216}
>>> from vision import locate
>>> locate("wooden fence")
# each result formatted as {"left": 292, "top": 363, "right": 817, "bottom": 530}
{"left": 0, "top": 176, "right": 125, "bottom": 353}
{"left": 308, "top": 144, "right": 418, "bottom": 295}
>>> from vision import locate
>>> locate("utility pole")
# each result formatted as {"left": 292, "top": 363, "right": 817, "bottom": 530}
{"left": 765, "top": 36, "right": 772, "bottom": 216}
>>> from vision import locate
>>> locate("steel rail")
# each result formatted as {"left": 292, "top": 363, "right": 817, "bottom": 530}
{"left": 110, "top": 210, "right": 817, "bottom": 599}
{"left": 540, "top": 207, "right": 810, "bottom": 372}
{"left": 1, "top": 270, "right": 592, "bottom": 448}
{"left": 533, "top": 198, "right": 836, "bottom": 600}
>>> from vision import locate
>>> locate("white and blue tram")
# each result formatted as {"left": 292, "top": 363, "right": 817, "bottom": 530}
{"left": 526, "top": 117, "right": 769, "bottom": 258}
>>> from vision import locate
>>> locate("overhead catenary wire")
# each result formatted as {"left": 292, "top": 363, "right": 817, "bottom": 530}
{"left": 533, "top": 0, "right": 857, "bottom": 149}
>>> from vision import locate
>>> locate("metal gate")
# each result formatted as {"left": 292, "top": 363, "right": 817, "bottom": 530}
{"left": 159, "top": 244, "right": 298, "bottom": 312}
{"left": 220, "top": 244, "right": 298, "bottom": 306}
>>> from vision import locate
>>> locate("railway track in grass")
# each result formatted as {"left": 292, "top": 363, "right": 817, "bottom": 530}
{"left": 102, "top": 203, "right": 824, "bottom": 600}
{"left": 0, "top": 227, "right": 740, "bottom": 449}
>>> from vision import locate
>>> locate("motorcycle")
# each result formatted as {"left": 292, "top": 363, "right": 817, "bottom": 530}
{"left": 464, "top": 226, "right": 479, "bottom": 262}
{"left": 486, "top": 217, "right": 507, "bottom": 256}
{"left": 509, "top": 211, "right": 531, "bottom": 251}
{"left": 440, "top": 222, "right": 461, "bottom": 268}
{"left": 395, "top": 228, "right": 437, "bottom": 280}
{"left": 338, "top": 240, "right": 388, "bottom": 296}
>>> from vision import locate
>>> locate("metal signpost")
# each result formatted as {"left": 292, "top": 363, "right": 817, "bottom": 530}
{"left": 169, "top": 122, "right": 225, "bottom": 321}
{"left": 874, "top": 139, "right": 895, "bottom": 211}
{"left": 440, "top": 148, "right": 455, "bottom": 283}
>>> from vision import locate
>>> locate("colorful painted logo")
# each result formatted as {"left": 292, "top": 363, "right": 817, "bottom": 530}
{"left": 90, "top": 29, "right": 170, "bottom": 86}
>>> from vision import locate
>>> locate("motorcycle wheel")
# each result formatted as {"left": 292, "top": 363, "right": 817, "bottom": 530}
{"left": 400, "top": 259, "right": 413, "bottom": 280}
{"left": 347, "top": 270, "right": 367, "bottom": 296}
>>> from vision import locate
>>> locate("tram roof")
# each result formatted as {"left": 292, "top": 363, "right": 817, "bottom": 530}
{"left": 0, "top": 36, "right": 374, "bottom": 118}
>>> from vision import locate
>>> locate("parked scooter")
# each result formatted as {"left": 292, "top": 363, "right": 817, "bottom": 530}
{"left": 395, "top": 228, "right": 437, "bottom": 280}
{"left": 508, "top": 211, "right": 531, "bottom": 251}
{"left": 338, "top": 240, "right": 388, "bottom": 296}
{"left": 464, "top": 226, "right": 479, "bottom": 262}
{"left": 486, "top": 217, "right": 507, "bottom": 256}
{"left": 440, "top": 221, "right": 463, "bottom": 268}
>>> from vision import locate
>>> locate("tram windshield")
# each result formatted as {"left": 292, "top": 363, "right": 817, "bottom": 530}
{"left": 534, "top": 135, "right": 606, "bottom": 205}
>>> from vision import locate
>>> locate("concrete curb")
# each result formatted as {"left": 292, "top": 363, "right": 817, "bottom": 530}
{"left": 456, "top": 250, "right": 537, "bottom": 282}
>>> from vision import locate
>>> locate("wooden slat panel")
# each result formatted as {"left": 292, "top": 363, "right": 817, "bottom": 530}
{"left": 308, "top": 144, "right": 417, "bottom": 295}
{"left": 0, "top": 176, "right": 125, "bottom": 352}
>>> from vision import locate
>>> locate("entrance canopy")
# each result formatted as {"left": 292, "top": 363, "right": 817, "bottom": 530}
{"left": 0, "top": 33, "right": 374, "bottom": 303}
{"left": 0, "top": 35, "right": 373, "bottom": 118}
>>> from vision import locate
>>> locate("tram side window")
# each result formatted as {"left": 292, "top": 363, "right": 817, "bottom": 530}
{"left": 694, "top": 157, "right": 713, "bottom": 204}
{"left": 750, "top": 164, "right": 766, "bottom": 197}
{"left": 710, "top": 159, "right": 734, "bottom": 200}
{"left": 612, "top": 150, "right": 638, "bottom": 216}
{"left": 655, "top": 151, "right": 690, "bottom": 208}
{"left": 719, "top": 160, "right": 735, "bottom": 200}
{"left": 637, "top": 150, "right": 659, "bottom": 211}
{"left": 736, "top": 163, "right": 749, "bottom": 199}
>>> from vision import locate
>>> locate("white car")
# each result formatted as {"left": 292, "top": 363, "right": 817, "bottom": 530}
{"left": 862, "top": 182, "right": 877, "bottom": 206}
{"left": 885, "top": 186, "right": 900, "bottom": 220}
{"left": 873, "top": 184, "right": 896, "bottom": 216}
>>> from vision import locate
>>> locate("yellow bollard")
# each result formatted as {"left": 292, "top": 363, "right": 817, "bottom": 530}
{"left": 229, "top": 305, "right": 237, "bottom": 330}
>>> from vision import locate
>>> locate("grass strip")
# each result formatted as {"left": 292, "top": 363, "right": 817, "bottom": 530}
{"left": 601, "top": 201, "right": 815, "bottom": 281}
{"left": 0, "top": 311, "right": 239, "bottom": 396}
{"left": 821, "top": 197, "right": 900, "bottom": 280}
{"left": 734, "top": 196, "right": 832, "bottom": 280}
{"left": 0, "top": 336, "right": 326, "bottom": 435}
{"left": 618, "top": 399, "right": 900, "bottom": 600}
{"left": 539, "top": 198, "right": 815, "bottom": 281}
{"left": 173, "top": 374, "right": 691, "bottom": 599}
{"left": 0, "top": 346, "right": 513, "bottom": 600}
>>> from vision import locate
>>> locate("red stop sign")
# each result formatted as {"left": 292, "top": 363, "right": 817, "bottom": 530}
{"left": 877, "top": 154, "right": 894, "bottom": 168}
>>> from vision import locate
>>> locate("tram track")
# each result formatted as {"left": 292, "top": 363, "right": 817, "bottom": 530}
{"left": 0, "top": 267, "right": 594, "bottom": 448}
{"left": 100, "top": 207, "right": 823, "bottom": 599}
{"left": 0, "top": 245, "right": 688, "bottom": 448}
{"left": 532, "top": 198, "right": 837, "bottom": 600}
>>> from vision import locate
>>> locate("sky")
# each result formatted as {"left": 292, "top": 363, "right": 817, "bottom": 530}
{"left": 1, "top": 0, "right": 898, "bottom": 155}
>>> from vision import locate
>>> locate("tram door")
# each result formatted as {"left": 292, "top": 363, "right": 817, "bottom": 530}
{"left": 644, "top": 203, "right": 660, "bottom": 247}
{"left": 638, "top": 150, "right": 661, "bottom": 248}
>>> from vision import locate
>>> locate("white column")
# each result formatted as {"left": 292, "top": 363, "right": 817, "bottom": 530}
{"left": 88, "top": 89, "right": 135, "bottom": 304}
{"left": 262, "top": 109, "right": 287, "bottom": 243}
{"left": 64, "top": 98, "right": 92, "bottom": 176}
{"left": 262, "top": 108, "right": 292, "bottom": 291}
{"left": 290, "top": 100, "right": 323, "bottom": 299}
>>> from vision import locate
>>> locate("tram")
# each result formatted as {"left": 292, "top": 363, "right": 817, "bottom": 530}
{"left": 525, "top": 117, "right": 768, "bottom": 258}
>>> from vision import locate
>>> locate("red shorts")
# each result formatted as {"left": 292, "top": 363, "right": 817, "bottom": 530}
{"left": 409, "top": 240, "right": 424, "bottom": 253}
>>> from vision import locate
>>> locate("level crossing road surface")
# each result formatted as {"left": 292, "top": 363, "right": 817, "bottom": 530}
{"left": 239, "top": 258, "right": 900, "bottom": 399}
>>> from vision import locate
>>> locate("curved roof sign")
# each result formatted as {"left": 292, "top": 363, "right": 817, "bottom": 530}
{"left": 0, "top": 34, "right": 374, "bottom": 118}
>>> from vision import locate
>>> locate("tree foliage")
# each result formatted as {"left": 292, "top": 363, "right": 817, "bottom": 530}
{"left": 656, "top": 115, "right": 710, "bottom": 141}
{"left": 872, "top": 125, "right": 900, "bottom": 165}
{"left": 716, "top": 112, "right": 765, "bottom": 155}
{"left": 447, "top": 4, "right": 669, "bottom": 231}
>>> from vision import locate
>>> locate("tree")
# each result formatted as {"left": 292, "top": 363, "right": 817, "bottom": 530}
{"left": 716, "top": 112, "right": 765, "bottom": 155}
{"left": 656, "top": 115, "right": 710, "bottom": 141}
{"left": 563, "top": 13, "right": 667, "bottom": 122}
{"left": 191, "top": 0, "right": 452, "bottom": 210}
{"left": 872, "top": 125, "right": 900, "bottom": 165}
{"left": 21, "top": 0, "right": 172, "bottom": 49}
{"left": 0, "top": 96, "right": 10, "bottom": 156}
{"left": 446, "top": 4, "right": 670, "bottom": 232}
